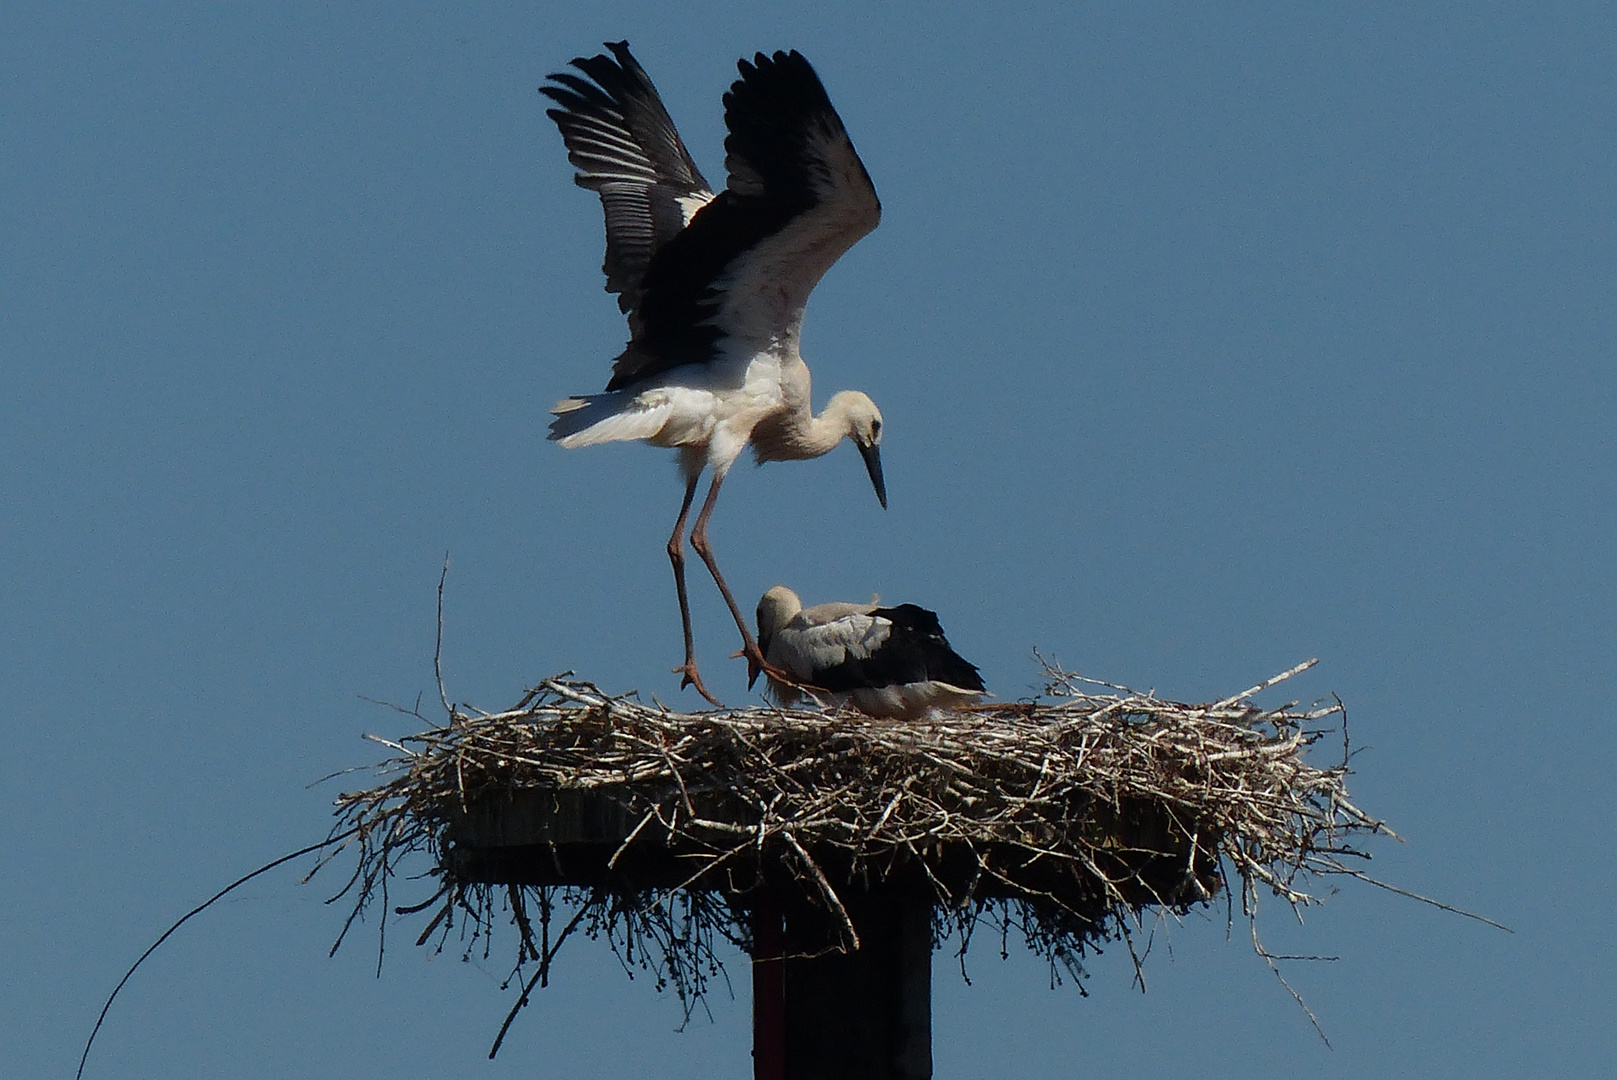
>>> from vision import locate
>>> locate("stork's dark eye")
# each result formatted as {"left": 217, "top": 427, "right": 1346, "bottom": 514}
{"left": 871, "top": 419, "right": 882, "bottom": 438}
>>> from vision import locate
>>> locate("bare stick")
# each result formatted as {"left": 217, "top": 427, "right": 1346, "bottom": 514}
{"left": 77, "top": 829, "right": 359, "bottom": 1080}
{"left": 435, "top": 553, "right": 452, "bottom": 715}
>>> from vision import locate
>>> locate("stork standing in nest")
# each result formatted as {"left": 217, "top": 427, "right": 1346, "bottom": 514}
{"left": 542, "top": 43, "right": 886, "bottom": 706}
{"left": 754, "top": 585, "right": 987, "bottom": 719}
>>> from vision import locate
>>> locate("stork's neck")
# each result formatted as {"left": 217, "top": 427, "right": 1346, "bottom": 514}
{"left": 802, "top": 398, "right": 860, "bottom": 456}
{"left": 754, "top": 393, "right": 858, "bottom": 463}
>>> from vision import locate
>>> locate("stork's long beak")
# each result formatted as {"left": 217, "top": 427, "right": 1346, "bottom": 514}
{"left": 742, "top": 635, "right": 767, "bottom": 690}
{"left": 859, "top": 442, "right": 887, "bottom": 509}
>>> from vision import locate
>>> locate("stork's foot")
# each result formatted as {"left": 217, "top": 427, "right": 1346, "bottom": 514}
{"left": 674, "top": 661, "right": 725, "bottom": 708}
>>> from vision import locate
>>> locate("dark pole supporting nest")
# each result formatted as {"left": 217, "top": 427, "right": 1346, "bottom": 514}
{"left": 752, "top": 893, "right": 786, "bottom": 1080}
{"left": 754, "top": 883, "right": 932, "bottom": 1080}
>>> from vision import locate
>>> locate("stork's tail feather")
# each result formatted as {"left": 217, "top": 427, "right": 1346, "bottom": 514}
{"left": 548, "top": 392, "right": 670, "bottom": 447}
{"left": 548, "top": 394, "right": 615, "bottom": 444}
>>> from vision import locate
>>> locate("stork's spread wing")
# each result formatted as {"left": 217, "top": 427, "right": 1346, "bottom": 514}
{"left": 605, "top": 49, "right": 881, "bottom": 392}
{"left": 541, "top": 42, "right": 714, "bottom": 333}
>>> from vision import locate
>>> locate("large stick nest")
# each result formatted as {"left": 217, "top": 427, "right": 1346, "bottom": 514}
{"left": 323, "top": 658, "right": 1391, "bottom": 1043}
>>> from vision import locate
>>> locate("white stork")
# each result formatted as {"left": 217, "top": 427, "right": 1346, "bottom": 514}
{"left": 754, "top": 586, "right": 987, "bottom": 719}
{"left": 542, "top": 42, "right": 886, "bottom": 706}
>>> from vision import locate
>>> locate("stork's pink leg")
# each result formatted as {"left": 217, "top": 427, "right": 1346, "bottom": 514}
{"left": 668, "top": 473, "right": 722, "bottom": 707}
{"left": 687, "top": 473, "right": 793, "bottom": 688}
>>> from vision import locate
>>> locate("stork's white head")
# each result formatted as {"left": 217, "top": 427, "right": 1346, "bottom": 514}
{"left": 827, "top": 390, "right": 886, "bottom": 509}
{"left": 755, "top": 585, "right": 804, "bottom": 664}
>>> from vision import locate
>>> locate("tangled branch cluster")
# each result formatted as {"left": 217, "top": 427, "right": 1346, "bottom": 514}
{"left": 322, "top": 660, "right": 1391, "bottom": 1043}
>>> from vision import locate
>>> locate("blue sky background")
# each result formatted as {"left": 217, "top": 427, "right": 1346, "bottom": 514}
{"left": 5, "top": 3, "right": 1613, "bottom": 1077}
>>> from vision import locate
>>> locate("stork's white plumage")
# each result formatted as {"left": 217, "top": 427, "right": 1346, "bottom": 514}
{"left": 754, "top": 586, "right": 987, "bottom": 719}
{"left": 542, "top": 43, "right": 886, "bottom": 706}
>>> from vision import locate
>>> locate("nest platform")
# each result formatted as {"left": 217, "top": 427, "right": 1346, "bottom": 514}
{"left": 327, "top": 661, "right": 1386, "bottom": 1073}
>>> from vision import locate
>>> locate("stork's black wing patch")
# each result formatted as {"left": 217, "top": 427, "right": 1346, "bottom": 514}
{"left": 813, "top": 604, "right": 986, "bottom": 693}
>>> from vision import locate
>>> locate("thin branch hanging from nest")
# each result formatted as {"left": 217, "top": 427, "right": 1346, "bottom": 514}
{"left": 319, "top": 658, "right": 1396, "bottom": 1044}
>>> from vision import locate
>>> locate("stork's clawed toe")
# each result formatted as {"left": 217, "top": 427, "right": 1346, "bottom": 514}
{"left": 674, "top": 661, "right": 725, "bottom": 708}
